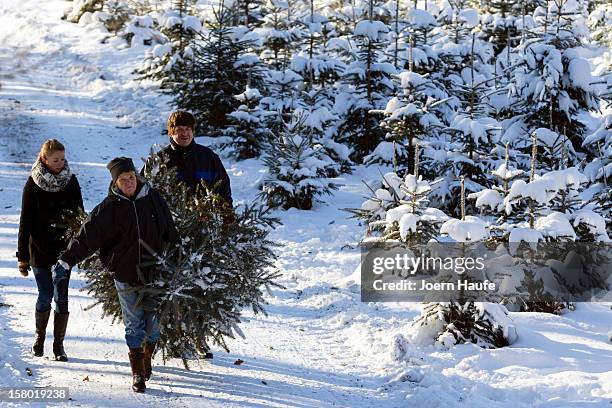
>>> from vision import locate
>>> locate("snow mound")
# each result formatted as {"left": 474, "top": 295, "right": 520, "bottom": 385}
{"left": 440, "top": 216, "right": 488, "bottom": 242}
{"left": 469, "top": 188, "right": 504, "bottom": 213}
{"left": 407, "top": 302, "right": 518, "bottom": 349}
{"left": 354, "top": 20, "right": 389, "bottom": 41}
{"left": 535, "top": 212, "right": 577, "bottom": 240}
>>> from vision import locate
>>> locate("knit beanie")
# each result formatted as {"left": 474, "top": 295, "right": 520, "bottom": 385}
{"left": 106, "top": 157, "right": 136, "bottom": 183}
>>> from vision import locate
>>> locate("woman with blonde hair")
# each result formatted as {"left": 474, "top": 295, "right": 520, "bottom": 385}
{"left": 17, "top": 139, "right": 83, "bottom": 361}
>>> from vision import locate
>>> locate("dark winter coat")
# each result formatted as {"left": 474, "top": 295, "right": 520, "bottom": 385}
{"left": 143, "top": 140, "right": 233, "bottom": 206}
{"left": 17, "top": 175, "right": 84, "bottom": 267}
{"left": 60, "top": 182, "right": 178, "bottom": 285}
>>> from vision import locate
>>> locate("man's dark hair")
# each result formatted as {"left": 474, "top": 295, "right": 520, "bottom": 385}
{"left": 167, "top": 111, "right": 196, "bottom": 132}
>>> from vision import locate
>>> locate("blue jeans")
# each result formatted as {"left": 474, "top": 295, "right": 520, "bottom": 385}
{"left": 114, "top": 280, "right": 161, "bottom": 349}
{"left": 32, "top": 266, "right": 70, "bottom": 314}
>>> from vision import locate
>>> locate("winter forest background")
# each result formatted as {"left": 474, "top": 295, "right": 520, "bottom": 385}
{"left": 0, "top": 0, "right": 610, "bottom": 406}
{"left": 66, "top": 0, "right": 610, "bottom": 223}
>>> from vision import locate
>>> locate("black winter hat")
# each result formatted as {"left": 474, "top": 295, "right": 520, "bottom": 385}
{"left": 106, "top": 157, "right": 136, "bottom": 183}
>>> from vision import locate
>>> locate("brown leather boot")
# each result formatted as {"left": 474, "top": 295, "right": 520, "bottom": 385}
{"left": 143, "top": 342, "right": 157, "bottom": 381}
{"left": 32, "top": 309, "right": 51, "bottom": 357}
{"left": 53, "top": 312, "right": 69, "bottom": 361}
{"left": 128, "top": 348, "right": 146, "bottom": 393}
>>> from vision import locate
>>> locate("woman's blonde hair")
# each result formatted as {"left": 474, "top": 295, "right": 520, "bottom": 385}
{"left": 38, "top": 139, "right": 65, "bottom": 162}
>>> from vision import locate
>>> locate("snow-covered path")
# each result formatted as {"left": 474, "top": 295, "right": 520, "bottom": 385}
{"left": 0, "top": 1, "right": 383, "bottom": 406}
{"left": 1, "top": 1, "right": 611, "bottom": 407}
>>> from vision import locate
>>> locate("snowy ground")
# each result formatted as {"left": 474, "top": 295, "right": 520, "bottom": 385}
{"left": 0, "top": 1, "right": 611, "bottom": 407}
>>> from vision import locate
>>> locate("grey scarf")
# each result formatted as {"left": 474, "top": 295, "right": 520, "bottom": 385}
{"left": 31, "top": 159, "right": 73, "bottom": 192}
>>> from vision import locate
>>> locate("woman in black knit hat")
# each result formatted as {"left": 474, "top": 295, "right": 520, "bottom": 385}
{"left": 52, "top": 157, "right": 178, "bottom": 393}
{"left": 17, "top": 139, "right": 84, "bottom": 362}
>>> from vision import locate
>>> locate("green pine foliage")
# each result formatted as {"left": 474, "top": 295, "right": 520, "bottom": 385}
{"left": 260, "top": 116, "right": 339, "bottom": 210}
{"left": 410, "top": 302, "right": 518, "bottom": 348}
{"left": 505, "top": 0, "right": 602, "bottom": 163}
{"left": 223, "top": 86, "right": 274, "bottom": 160}
{"left": 349, "top": 172, "right": 448, "bottom": 245}
{"left": 138, "top": 1, "right": 201, "bottom": 87}
{"left": 63, "top": 152, "right": 282, "bottom": 368}
{"left": 139, "top": 151, "right": 282, "bottom": 367}
{"left": 172, "top": 5, "right": 263, "bottom": 135}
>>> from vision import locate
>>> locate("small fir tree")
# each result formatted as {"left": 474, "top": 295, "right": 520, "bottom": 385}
{"left": 260, "top": 115, "right": 339, "bottom": 210}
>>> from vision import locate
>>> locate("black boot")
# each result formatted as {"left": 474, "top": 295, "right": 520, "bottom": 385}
{"left": 128, "top": 348, "right": 146, "bottom": 393}
{"left": 32, "top": 309, "right": 51, "bottom": 357}
{"left": 143, "top": 342, "right": 156, "bottom": 381}
{"left": 53, "top": 312, "right": 69, "bottom": 361}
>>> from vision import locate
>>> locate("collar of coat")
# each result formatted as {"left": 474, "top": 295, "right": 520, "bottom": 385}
{"left": 111, "top": 181, "right": 150, "bottom": 201}
{"left": 169, "top": 139, "right": 195, "bottom": 153}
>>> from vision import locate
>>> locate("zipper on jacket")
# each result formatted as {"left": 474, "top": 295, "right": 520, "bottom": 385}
{"left": 112, "top": 185, "right": 146, "bottom": 273}
{"left": 131, "top": 201, "right": 142, "bottom": 266}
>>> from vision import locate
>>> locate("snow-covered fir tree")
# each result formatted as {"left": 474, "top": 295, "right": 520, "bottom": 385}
{"left": 233, "top": 0, "right": 266, "bottom": 28}
{"left": 407, "top": 301, "right": 518, "bottom": 348}
{"left": 475, "top": 0, "right": 523, "bottom": 56}
{"left": 474, "top": 131, "right": 608, "bottom": 242}
{"left": 354, "top": 172, "right": 449, "bottom": 245}
{"left": 411, "top": 179, "right": 518, "bottom": 347}
{"left": 392, "top": 5, "right": 440, "bottom": 75}
{"left": 434, "top": 0, "right": 491, "bottom": 84}
{"left": 467, "top": 143, "right": 525, "bottom": 229}
{"left": 172, "top": 2, "right": 264, "bottom": 134}
{"left": 258, "top": 68, "right": 304, "bottom": 127}
{"left": 467, "top": 131, "right": 610, "bottom": 312}
{"left": 260, "top": 114, "right": 338, "bottom": 210}
{"left": 293, "top": 99, "right": 351, "bottom": 176}
{"left": 582, "top": 113, "right": 611, "bottom": 234}
{"left": 291, "top": 2, "right": 344, "bottom": 95}
{"left": 352, "top": 174, "right": 519, "bottom": 349}
{"left": 504, "top": 0, "right": 602, "bottom": 167}
{"left": 325, "top": 0, "right": 369, "bottom": 37}
{"left": 587, "top": 1, "right": 612, "bottom": 48}
{"left": 138, "top": 1, "right": 202, "bottom": 88}
{"left": 141, "top": 150, "right": 281, "bottom": 366}
{"left": 334, "top": 4, "right": 395, "bottom": 161}
{"left": 444, "top": 30, "right": 503, "bottom": 211}
{"left": 291, "top": 7, "right": 350, "bottom": 175}
{"left": 223, "top": 86, "right": 274, "bottom": 160}
{"left": 257, "top": 0, "right": 301, "bottom": 70}
{"left": 369, "top": 71, "right": 447, "bottom": 174}
{"left": 413, "top": 3, "right": 505, "bottom": 216}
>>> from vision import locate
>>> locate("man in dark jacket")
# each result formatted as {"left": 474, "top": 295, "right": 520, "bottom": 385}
{"left": 52, "top": 157, "right": 178, "bottom": 393}
{"left": 142, "top": 111, "right": 232, "bottom": 360}
{"left": 142, "top": 110, "right": 233, "bottom": 207}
